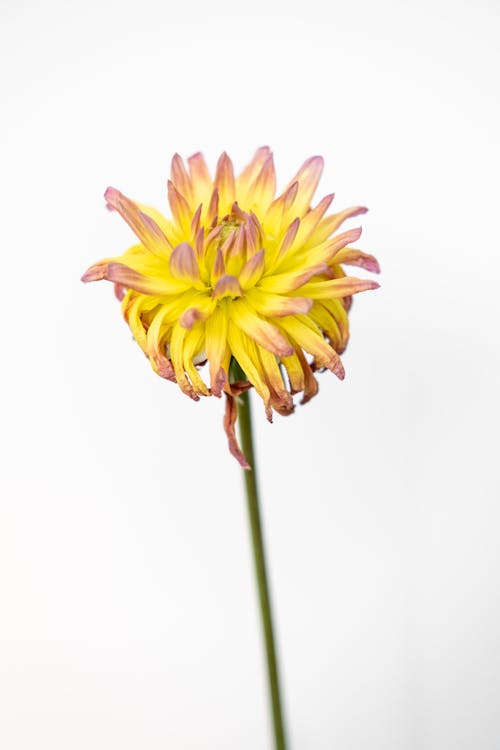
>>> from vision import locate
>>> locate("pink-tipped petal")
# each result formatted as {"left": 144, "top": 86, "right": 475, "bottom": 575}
{"left": 81, "top": 260, "right": 109, "bottom": 282}
{"left": 248, "top": 290, "right": 313, "bottom": 317}
{"left": 106, "top": 262, "right": 182, "bottom": 296}
{"left": 104, "top": 187, "right": 172, "bottom": 257}
{"left": 237, "top": 147, "right": 272, "bottom": 190}
{"left": 167, "top": 180, "right": 192, "bottom": 233}
{"left": 259, "top": 263, "right": 329, "bottom": 294}
{"left": 190, "top": 204, "right": 202, "bottom": 238}
{"left": 299, "top": 276, "right": 380, "bottom": 299}
{"left": 293, "top": 193, "right": 335, "bottom": 247}
{"left": 246, "top": 153, "right": 276, "bottom": 209}
{"left": 214, "top": 152, "right": 236, "bottom": 210}
{"left": 277, "top": 218, "right": 301, "bottom": 260}
{"left": 212, "top": 274, "right": 243, "bottom": 300}
{"left": 169, "top": 242, "right": 203, "bottom": 285}
{"left": 171, "top": 153, "right": 193, "bottom": 203}
{"left": 188, "top": 152, "right": 212, "bottom": 190}
{"left": 239, "top": 248, "right": 266, "bottom": 289}
{"left": 285, "top": 156, "right": 324, "bottom": 215}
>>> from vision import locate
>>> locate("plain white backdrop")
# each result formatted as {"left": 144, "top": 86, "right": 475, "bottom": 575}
{"left": 1, "top": 0, "right": 499, "bottom": 748}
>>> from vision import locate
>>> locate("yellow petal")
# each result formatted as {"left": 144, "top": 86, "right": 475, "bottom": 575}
{"left": 226, "top": 322, "right": 271, "bottom": 415}
{"left": 205, "top": 305, "right": 229, "bottom": 396}
{"left": 230, "top": 299, "right": 293, "bottom": 357}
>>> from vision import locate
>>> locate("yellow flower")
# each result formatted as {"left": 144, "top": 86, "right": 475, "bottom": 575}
{"left": 82, "top": 148, "right": 379, "bottom": 467}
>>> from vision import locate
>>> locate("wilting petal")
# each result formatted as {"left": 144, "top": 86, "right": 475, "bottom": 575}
{"left": 257, "top": 345, "right": 294, "bottom": 416}
{"left": 183, "top": 326, "right": 210, "bottom": 396}
{"left": 277, "top": 315, "right": 345, "bottom": 379}
{"left": 223, "top": 393, "right": 251, "bottom": 469}
{"left": 169, "top": 323, "right": 200, "bottom": 401}
{"left": 294, "top": 345, "right": 319, "bottom": 403}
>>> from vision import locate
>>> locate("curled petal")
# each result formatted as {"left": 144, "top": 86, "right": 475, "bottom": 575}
{"left": 223, "top": 394, "right": 251, "bottom": 470}
{"left": 277, "top": 315, "right": 345, "bottom": 380}
{"left": 179, "top": 295, "right": 216, "bottom": 328}
{"left": 295, "top": 345, "right": 319, "bottom": 403}
{"left": 81, "top": 260, "right": 111, "bottom": 282}
{"left": 333, "top": 247, "right": 381, "bottom": 273}
{"left": 169, "top": 323, "right": 200, "bottom": 401}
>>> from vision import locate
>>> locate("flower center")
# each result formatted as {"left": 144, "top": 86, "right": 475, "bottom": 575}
{"left": 218, "top": 218, "right": 241, "bottom": 244}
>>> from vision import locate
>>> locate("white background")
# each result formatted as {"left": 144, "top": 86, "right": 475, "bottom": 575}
{"left": 1, "top": 0, "right": 499, "bottom": 748}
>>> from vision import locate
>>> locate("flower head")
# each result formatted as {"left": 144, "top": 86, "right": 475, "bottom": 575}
{"left": 82, "top": 148, "right": 379, "bottom": 467}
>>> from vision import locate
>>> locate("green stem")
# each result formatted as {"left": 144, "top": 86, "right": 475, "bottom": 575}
{"left": 237, "top": 390, "right": 288, "bottom": 750}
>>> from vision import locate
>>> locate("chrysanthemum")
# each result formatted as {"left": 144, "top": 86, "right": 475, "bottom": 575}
{"left": 82, "top": 148, "right": 379, "bottom": 467}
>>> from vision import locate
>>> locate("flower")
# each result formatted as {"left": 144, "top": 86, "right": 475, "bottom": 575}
{"left": 82, "top": 148, "right": 379, "bottom": 467}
